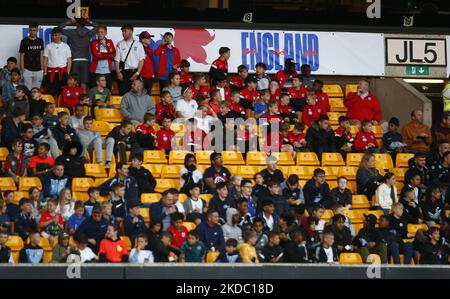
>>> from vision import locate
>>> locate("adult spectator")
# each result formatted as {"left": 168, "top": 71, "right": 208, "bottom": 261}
{"left": 406, "top": 152, "right": 429, "bottom": 189}
{"left": 129, "top": 153, "right": 156, "bottom": 195}
{"left": 180, "top": 153, "right": 203, "bottom": 195}
{"left": 306, "top": 115, "right": 336, "bottom": 157}
{"left": 1, "top": 107, "right": 25, "bottom": 148}
{"left": 260, "top": 156, "right": 285, "bottom": 185}
{"left": 105, "top": 120, "right": 140, "bottom": 167}
{"left": 356, "top": 153, "right": 382, "bottom": 201}
{"left": 238, "top": 179, "right": 257, "bottom": 217}
{"left": 196, "top": 209, "right": 226, "bottom": 262}
{"left": 120, "top": 78, "right": 155, "bottom": 125}
{"left": 90, "top": 25, "right": 116, "bottom": 91}
{"left": 138, "top": 31, "right": 155, "bottom": 92}
{"left": 344, "top": 79, "right": 382, "bottom": 125}
{"left": 149, "top": 189, "right": 179, "bottom": 231}
{"left": 60, "top": 17, "right": 98, "bottom": 93}
{"left": 276, "top": 58, "right": 298, "bottom": 92}
{"left": 123, "top": 199, "right": 149, "bottom": 245}
{"left": 74, "top": 205, "right": 109, "bottom": 254}
{"left": 154, "top": 32, "right": 181, "bottom": 90}
{"left": 427, "top": 140, "right": 450, "bottom": 170}
{"left": 162, "top": 72, "right": 182, "bottom": 106}
{"left": 115, "top": 24, "right": 145, "bottom": 96}
{"left": 77, "top": 116, "right": 103, "bottom": 164}
{"left": 100, "top": 162, "right": 139, "bottom": 203}
{"left": 431, "top": 112, "right": 450, "bottom": 148}
{"left": 43, "top": 27, "right": 72, "bottom": 96}
{"left": 19, "top": 22, "right": 44, "bottom": 90}
{"left": 402, "top": 108, "right": 432, "bottom": 153}
{"left": 429, "top": 151, "right": 450, "bottom": 186}
{"left": 55, "top": 140, "right": 85, "bottom": 178}
{"left": 203, "top": 152, "right": 232, "bottom": 194}
{"left": 209, "top": 47, "right": 230, "bottom": 85}
{"left": 300, "top": 64, "right": 316, "bottom": 90}
{"left": 42, "top": 162, "right": 71, "bottom": 201}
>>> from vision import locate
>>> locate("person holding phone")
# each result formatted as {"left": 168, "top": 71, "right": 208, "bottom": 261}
{"left": 402, "top": 108, "right": 432, "bottom": 153}
{"left": 154, "top": 32, "right": 181, "bottom": 91}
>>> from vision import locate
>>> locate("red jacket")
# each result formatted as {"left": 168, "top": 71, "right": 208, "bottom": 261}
{"left": 231, "top": 102, "right": 245, "bottom": 116}
{"left": 61, "top": 86, "right": 83, "bottom": 110}
{"left": 230, "top": 75, "right": 246, "bottom": 90}
{"left": 179, "top": 73, "right": 193, "bottom": 86}
{"left": 316, "top": 92, "right": 330, "bottom": 114}
{"left": 335, "top": 127, "right": 353, "bottom": 142}
{"left": 240, "top": 88, "right": 260, "bottom": 103}
{"left": 141, "top": 46, "right": 155, "bottom": 79}
{"left": 353, "top": 130, "right": 378, "bottom": 152}
{"left": 90, "top": 38, "right": 116, "bottom": 73}
{"left": 155, "top": 102, "right": 175, "bottom": 124}
{"left": 188, "top": 84, "right": 210, "bottom": 104}
{"left": 154, "top": 44, "right": 181, "bottom": 79}
{"left": 287, "top": 131, "right": 305, "bottom": 144}
{"left": 271, "top": 89, "right": 281, "bottom": 103}
{"left": 156, "top": 128, "right": 175, "bottom": 151}
{"left": 276, "top": 70, "right": 298, "bottom": 90}
{"left": 184, "top": 129, "right": 208, "bottom": 151}
{"left": 302, "top": 104, "right": 320, "bottom": 126}
{"left": 278, "top": 103, "right": 295, "bottom": 116}
{"left": 211, "top": 57, "right": 228, "bottom": 71}
{"left": 211, "top": 85, "right": 231, "bottom": 102}
{"left": 288, "top": 87, "right": 308, "bottom": 99}
{"left": 345, "top": 92, "right": 382, "bottom": 122}
{"left": 167, "top": 225, "right": 189, "bottom": 248}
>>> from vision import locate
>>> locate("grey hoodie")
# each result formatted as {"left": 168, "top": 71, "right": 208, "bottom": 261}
{"left": 120, "top": 89, "right": 155, "bottom": 123}
{"left": 222, "top": 208, "right": 243, "bottom": 243}
{"left": 60, "top": 23, "right": 97, "bottom": 59}
{"left": 162, "top": 85, "right": 182, "bottom": 106}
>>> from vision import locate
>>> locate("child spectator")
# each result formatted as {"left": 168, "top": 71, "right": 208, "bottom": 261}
{"left": 253, "top": 218, "right": 269, "bottom": 252}
{"left": 301, "top": 216, "right": 321, "bottom": 256}
{"left": 51, "top": 232, "right": 73, "bottom": 263}
{"left": 56, "top": 188, "right": 75, "bottom": 222}
{"left": 276, "top": 213, "right": 297, "bottom": 241}
{"left": 279, "top": 93, "right": 297, "bottom": 124}
{"left": 73, "top": 234, "right": 97, "bottom": 263}
{"left": 330, "top": 177, "right": 353, "bottom": 209}
{"left": 98, "top": 224, "right": 129, "bottom": 263}
{"left": 188, "top": 73, "right": 210, "bottom": 104}
{"left": 6, "top": 84, "right": 29, "bottom": 118}
{"left": 176, "top": 87, "right": 198, "bottom": 119}
{"left": 4, "top": 139, "right": 27, "bottom": 184}
{"left": 1, "top": 68, "right": 22, "bottom": 114}
{"left": 21, "top": 124, "right": 38, "bottom": 164}
{"left": 260, "top": 180, "right": 290, "bottom": 216}
{"left": 230, "top": 65, "right": 248, "bottom": 91}
{"left": 156, "top": 117, "right": 175, "bottom": 153}
{"left": 19, "top": 230, "right": 43, "bottom": 264}
{"left": 0, "top": 57, "right": 18, "bottom": 89}
{"left": 4, "top": 191, "right": 19, "bottom": 222}
{"left": 129, "top": 234, "right": 154, "bottom": 264}
{"left": 31, "top": 114, "right": 58, "bottom": 158}
{"left": 388, "top": 203, "right": 415, "bottom": 264}
{"left": 288, "top": 77, "right": 308, "bottom": 112}
{"left": 123, "top": 200, "right": 148, "bottom": 246}
{"left": 89, "top": 25, "right": 115, "bottom": 91}
{"left": 239, "top": 76, "right": 259, "bottom": 110}
{"left": 353, "top": 119, "right": 379, "bottom": 153}
{"left": 282, "top": 174, "right": 305, "bottom": 208}
{"left": 196, "top": 104, "right": 218, "bottom": 134}
{"left": 207, "top": 90, "right": 221, "bottom": 115}
{"left": 180, "top": 230, "right": 206, "bottom": 263}
{"left": 287, "top": 122, "right": 307, "bottom": 151}
{"left": 209, "top": 47, "right": 230, "bottom": 85}
{"left": 383, "top": 117, "right": 406, "bottom": 154}
{"left": 269, "top": 80, "right": 281, "bottom": 103}
{"left": 209, "top": 182, "right": 235, "bottom": 223}
{"left": 0, "top": 201, "right": 12, "bottom": 233}
{"left": 83, "top": 187, "right": 100, "bottom": 218}
{"left": 257, "top": 199, "right": 279, "bottom": 233}
{"left": 183, "top": 118, "right": 209, "bottom": 152}
{"left": 375, "top": 172, "right": 398, "bottom": 215}
{"left": 230, "top": 90, "right": 245, "bottom": 118}
{"left": 55, "top": 140, "right": 85, "bottom": 178}
{"left": 252, "top": 173, "right": 268, "bottom": 203}
{"left": 283, "top": 229, "right": 309, "bottom": 263}
{"left": 303, "top": 168, "right": 331, "bottom": 213}
{"left": 39, "top": 198, "right": 64, "bottom": 245}
{"left": 399, "top": 186, "right": 423, "bottom": 224}
{"left": 61, "top": 75, "right": 83, "bottom": 112}
{"left": 52, "top": 112, "right": 80, "bottom": 150}
{"left": 29, "top": 88, "right": 46, "bottom": 118}
{"left": 154, "top": 32, "right": 181, "bottom": 90}
{"left": 155, "top": 91, "right": 175, "bottom": 124}
{"left": 211, "top": 74, "right": 231, "bottom": 103}
{"left": 66, "top": 201, "right": 86, "bottom": 235}
{"left": 89, "top": 75, "right": 112, "bottom": 109}
{"left": 354, "top": 214, "right": 388, "bottom": 264}
{"left": 136, "top": 113, "right": 157, "bottom": 150}
{"left": 328, "top": 214, "right": 354, "bottom": 254}
{"left": 420, "top": 227, "right": 448, "bottom": 265}
{"left": 420, "top": 186, "right": 445, "bottom": 227}
{"left": 1, "top": 108, "right": 26, "bottom": 148}
{"left": 224, "top": 238, "right": 240, "bottom": 263}
{"left": 312, "top": 80, "right": 330, "bottom": 114}
{"left": 101, "top": 201, "right": 116, "bottom": 226}
{"left": 129, "top": 153, "right": 156, "bottom": 195}
{"left": 222, "top": 208, "right": 243, "bottom": 243}
{"left": 179, "top": 59, "right": 193, "bottom": 88}
{"left": 162, "top": 72, "right": 183, "bottom": 106}
{"left": 228, "top": 175, "right": 242, "bottom": 202}
{"left": 0, "top": 231, "right": 13, "bottom": 263}
{"left": 167, "top": 212, "right": 189, "bottom": 249}
{"left": 138, "top": 31, "right": 155, "bottom": 92}
{"left": 15, "top": 198, "right": 38, "bottom": 240}
{"left": 42, "top": 102, "right": 59, "bottom": 130}
{"left": 260, "top": 231, "right": 284, "bottom": 263}
{"left": 334, "top": 116, "right": 354, "bottom": 153}
{"left": 254, "top": 90, "right": 271, "bottom": 120}
{"left": 316, "top": 229, "right": 338, "bottom": 264}
{"left": 306, "top": 115, "right": 336, "bottom": 157}
{"left": 238, "top": 229, "right": 259, "bottom": 264}
{"left": 302, "top": 92, "right": 321, "bottom": 127}
{"left": 184, "top": 184, "right": 207, "bottom": 225}
{"left": 69, "top": 104, "right": 85, "bottom": 130}
{"left": 105, "top": 120, "right": 140, "bottom": 166}
{"left": 109, "top": 183, "right": 126, "bottom": 224}
{"left": 28, "top": 143, "right": 54, "bottom": 177}
{"left": 255, "top": 62, "right": 271, "bottom": 91}
{"left": 236, "top": 199, "right": 253, "bottom": 230}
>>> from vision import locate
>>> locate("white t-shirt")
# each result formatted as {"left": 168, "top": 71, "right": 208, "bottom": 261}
{"left": 323, "top": 246, "right": 335, "bottom": 263}
{"left": 129, "top": 249, "right": 154, "bottom": 264}
{"left": 115, "top": 39, "right": 146, "bottom": 70}
{"left": 79, "top": 247, "right": 96, "bottom": 263}
{"left": 175, "top": 201, "right": 185, "bottom": 213}
{"left": 263, "top": 214, "right": 274, "bottom": 231}
{"left": 176, "top": 100, "right": 198, "bottom": 119}
{"left": 195, "top": 115, "right": 215, "bottom": 134}
{"left": 44, "top": 42, "right": 72, "bottom": 68}
{"left": 180, "top": 168, "right": 203, "bottom": 189}
{"left": 190, "top": 198, "right": 204, "bottom": 212}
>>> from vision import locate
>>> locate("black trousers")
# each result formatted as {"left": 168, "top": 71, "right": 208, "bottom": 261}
{"left": 119, "top": 69, "right": 137, "bottom": 96}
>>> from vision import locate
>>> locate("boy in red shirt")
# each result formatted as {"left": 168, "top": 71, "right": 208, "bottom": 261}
{"left": 29, "top": 143, "right": 55, "bottom": 177}
{"left": 179, "top": 59, "right": 193, "bottom": 88}
{"left": 288, "top": 77, "right": 309, "bottom": 112}
{"left": 155, "top": 91, "right": 175, "bottom": 125}
{"left": 302, "top": 92, "right": 321, "bottom": 126}
{"left": 335, "top": 116, "right": 354, "bottom": 152}
{"left": 287, "top": 122, "right": 308, "bottom": 151}
{"left": 270, "top": 80, "right": 281, "bottom": 103}
{"left": 230, "top": 64, "right": 248, "bottom": 91}
{"left": 230, "top": 91, "right": 245, "bottom": 118}
{"left": 136, "top": 113, "right": 157, "bottom": 150}
{"left": 265, "top": 123, "right": 295, "bottom": 160}
{"left": 313, "top": 80, "right": 330, "bottom": 115}
{"left": 39, "top": 198, "right": 64, "bottom": 245}
{"left": 188, "top": 73, "right": 210, "bottom": 104}
{"left": 279, "top": 93, "right": 297, "bottom": 124}
{"left": 183, "top": 118, "right": 209, "bottom": 152}
{"left": 209, "top": 46, "right": 230, "bottom": 85}
{"left": 353, "top": 119, "right": 379, "bottom": 152}
{"left": 61, "top": 75, "right": 84, "bottom": 112}
{"left": 239, "top": 76, "right": 260, "bottom": 110}
{"left": 265, "top": 100, "right": 283, "bottom": 126}
{"left": 211, "top": 75, "right": 231, "bottom": 102}
{"left": 98, "top": 224, "right": 129, "bottom": 263}
{"left": 156, "top": 117, "right": 175, "bottom": 153}
{"left": 167, "top": 212, "right": 189, "bottom": 249}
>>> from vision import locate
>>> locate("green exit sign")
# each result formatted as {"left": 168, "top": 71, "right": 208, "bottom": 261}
{"left": 406, "top": 66, "right": 430, "bottom": 76}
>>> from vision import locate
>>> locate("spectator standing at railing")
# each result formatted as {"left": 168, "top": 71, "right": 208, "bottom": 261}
{"left": 19, "top": 22, "right": 44, "bottom": 90}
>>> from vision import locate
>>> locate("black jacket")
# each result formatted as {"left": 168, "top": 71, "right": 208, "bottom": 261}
{"left": 399, "top": 198, "right": 422, "bottom": 224}
{"left": 328, "top": 225, "right": 353, "bottom": 251}
{"left": 0, "top": 117, "right": 21, "bottom": 148}
{"left": 209, "top": 195, "right": 236, "bottom": 223}
{"left": 303, "top": 179, "right": 331, "bottom": 209}
{"left": 129, "top": 166, "right": 156, "bottom": 195}
{"left": 52, "top": 123, "right": 79, "bottom": 149}
{"left": 73, "top": 217, "right": 109, "bottom": 254}
{"left": 260, "top": 168, "right": 285, "bottom": 185}
{"left": 387, "top": 214, "right": 410, "bottom": 243}
{"left": 353, "top": 227, "right": 382, "bottom": 247}
{"left": 107, "top": 126, "right": 138, "bottom": 148}
{"left": 15, "top": 212, "right": 38, "bottom": 240}
{"left": 316, "top": 245, "right": 339, "bottom": 263}
{"left": 29, "top": 99, "right": 46, "bottom": 118}
{"left": 281, "top": 240, "right": 309, "bottom": 263}
{"left": 99, "top": 175, "right": 140, "bottom": 203}
{"left": 330, "top": 188, "right": 353, "bottom": 207}
{"left": 420, "top": 241, "right": 448, "bottom": 265}
{"left": 55, "top": 141, "right": 85, "bottom": 178}
{"left": 306, "top": 125, "right": 336, "bottom": 156}
{"left": 260, "top": 244, "right": 284, "bottom": 263}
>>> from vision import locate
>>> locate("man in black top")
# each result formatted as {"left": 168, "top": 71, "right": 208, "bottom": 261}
{"left": 260, "top": 155, "right": 285, "bottom": 185}
{"left": 129, "top": 153, "right": 156, "bottom": 195}
{"left": 306, "top": 115, "right": 336, "bottom": 158}
{"left": 19, "top": 22, "right": 44, "bottom": 90}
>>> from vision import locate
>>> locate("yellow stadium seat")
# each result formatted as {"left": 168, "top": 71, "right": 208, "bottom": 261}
{"left": 0, "top": 147, "right": 9, "bottom": 161}
{"left": 54, "top": 107, "right": 71, "bottom": 116}
{"left": 322, "top": 209, "right": 335, "bottom": 222}
{"left": 0, "top": 177, "right": 17, "bottom": 191}
{"left": 353, "top": 223, "right": 363, "bottom": 235}
{"left": 41, "top": 94, "right": 55, "bottom": 103}
{"left": 327, "top": 112, "right": 345, "bottom": 125}
{"left": 322, "top": 167, "right": 338, "bottom": 180}
{"left": 19, "top": 177, "right": 42, "bottom": 191}
{"left": 328, "top": 180, "right": 338, "bottom": 190}
{"left": 321, "top": 153, "right": 345, "bottom": 166}
{"left": 390, "top": 254, "right": 415, "bottom": 265}
{"left": 109, "top": 96, "right": 122, "bottom": 109}
{"left": 141, "top": 193, "right": 161, "bottom": 204}
{"left": 143, "top": 150, "right": 168, "bottom": 164}
{"left": 94, "top": 178, "right": 109, "bottom": 187}
{"left": 407, "top": 224, "right": 429, "bottom": 237}
{"left": 155, "top": 179, "right": 179, "bottom": 193}
{"left": 363, "top": 210, "right": 384, "bottom": 221}
{"left": 396, "top": 153, "right": 414, "bottom": 168}
{"left": 372, "top": 126, "right": 384, "bottom": 139}
{"left": 139, "top": 208, "right": 150, "bottom": 224}
{"left": 183, "top": 222, "right": 197, "bottom": 232}
{"left": 395, "top": 181, "right": 404, "bottom": 195}
{"left": 71, "top": 177, "right": 95, "bottom": 192}
{"left": 344, "top": 209, "right": 363, "bottom": 224}
{"left": 169, "top": 150, "right": 190, "bottom": 164}
{"left": 246, "top": 151, "right": 268, "bottom": 165}
{"left": 374, "top": 153, "right": 394, "bottom": 171}
{"left": 6, "top": 236, "right": 24, "bottom": 263}
{"left": 349, "top": 126, "right": 359, "bottom": 137}
{"left": 346, "top": 153, "right": 364, "bottom": 167}
{"left": 345, "top": 84, "right": 358, "bottom": 97}
{"left": 271, "top": 152, "right": 295, "bottom": 166}
{"left": 161, "top": 164, "right": 183, "bottom": 179}
{"left": 95, "top": 108, "right": 123, "bottom": 123}
{"left": 201, "top": 194, "right": 214, "bottom": 206}
{"left": 347, "top": 181, "right": 357, "bottom": 193}
{"left": 92, "top": 121, "right": 114, "bottom": 138}
{"left": 446, "top": 210, "right": 450, "bottom": 218}
{"left": 392, "top": 168, "right": 407, "bottom": 182}
{"left": 222, "top": 151, "right": 245, "bottom": 165}
{"left": 151, "top": 96, "right": 161, "bottom": 105}
{"left": 177, "top": 193, "right": 188, "bottom": 204}
{"left": 206, "top": 251, "right": 220, "bottom": 263}
{"left": 352, "top": 195, "right": 370, "bottom": 209}
{"left": 84, "top": 164, "right": 108, "bottom": 178}
{"left": 196, "top": 151, "right": 215, "bottom": 165}
{"left": 329, "top": 98, "right": 347, "bottom": 112}
{"left": 13, "top": 191, "right": 29, "bottom": 205}
{"left": 278, "top": 166, "right": 289, "bottom": 178}
{"left": 120, "top": 236, "right": 132, "bottom": 251}
{"left": 73, "top": 192, "right": 89, "bottom": 202}
{"left": 197, "top": 164, "right": 210, "bottom": 174}
{"left": 289, "top": 166, "right": 316, "bottom": 180}
{"left": 237, "top": 165, "right": 261, "bottom": 179}
{"left": 338, "top": 167, "right": 358, "bottom": 181}
{"left": 142, "top": 164, "right": 163, "bottom": 178}
{"left": 323, "top": 84, "right": 344, "bottom": 98}
{"left": 170, "top": 123, "right": 186, "bottom": 134}
{"left": 296, "top": 152, "right": 320, "bottom": 166}
{"left": 339, "top": 253, "right": 363, "bottom": 265}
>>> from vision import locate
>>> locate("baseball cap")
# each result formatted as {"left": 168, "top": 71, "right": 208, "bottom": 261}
{"left": 138, "top": 31, "right": 154, "bottom": 40}
{"left": 121, "top": 24, "right": 134, "bottom": 31}
{"left": 285, "top": 58, "right": 296, "bottom": 66}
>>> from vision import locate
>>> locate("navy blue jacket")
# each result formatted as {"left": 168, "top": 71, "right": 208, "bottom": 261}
{"left": 74, "top": 217, "right": 108, "bottom": 254}
{"left": 196, "top": 221, "right": 226, "bottom": 261}
{"left": 42, "top": 172, "right": 71, "bottom": 199}
{"left": 0, "top": 117, "right": 21, "bottom": 148}
{"left": 100, "top": 175, "right": 139, "bottom": 203}
{"left": 123, "top": 213, "right": 149, "bottom": 245}
{"left": 15, "top": 212, "right": 38, "bottom": 240}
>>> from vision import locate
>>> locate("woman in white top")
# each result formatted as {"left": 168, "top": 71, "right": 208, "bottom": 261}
{"left": 180, "top": 153, "right": 203, "bottom": 194}
{"left": 176, "top": 87, "right": 198, "bottom": 119}
{"left": 56, "top": 188, "right": 75, "bottom": 222}
{"left": 375, "top": 172, "right": 398, "bottom": 214}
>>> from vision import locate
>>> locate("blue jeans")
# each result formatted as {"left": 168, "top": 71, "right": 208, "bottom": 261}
{"left": 388, "top": 241, "right": 414, "bottom": 264}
